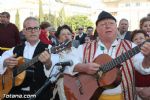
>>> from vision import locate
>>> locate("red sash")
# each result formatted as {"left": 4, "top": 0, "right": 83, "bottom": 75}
{"left": 115, "top": 40, "right": 135, "bottom": 100}
{"left": 135, "top": 70, "right": 150, "bottom": 87}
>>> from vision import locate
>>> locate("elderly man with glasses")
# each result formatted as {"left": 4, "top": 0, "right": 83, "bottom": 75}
{"left": 0, "top": 17, "right": 57, "bottom": 100}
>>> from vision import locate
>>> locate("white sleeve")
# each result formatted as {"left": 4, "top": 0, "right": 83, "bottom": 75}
{"left": 0, "top": 47, "right": 14, "bottom": 74}
{"left": 63, "top": 46, "right": 84, "bottom": 75}
{"left": 43, "top": 53, "right": 60, "bottom": 77}
{"left": 0, "top": 56, "right": 4, "bottom": 74}
{"left": 132, "top": 43, "right": 150, "bottom": 75}
{"left": 76, "top": 45, "right": 84, "bottom": 63}
{"left": 63, "top": 57, "right": 80, "bottom": 75}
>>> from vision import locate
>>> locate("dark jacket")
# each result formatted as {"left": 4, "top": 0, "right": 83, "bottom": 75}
{"left": 9, "top": 42, "right": 53, "bottom": 100}
{"left": 75, "top": 33, "right": 87, "bottom": 44}
{"left": 0, "top": 23, "right": 20, "bottom": 55}
{"left": 124, "top": 31, "right": 131, "bottom": 41}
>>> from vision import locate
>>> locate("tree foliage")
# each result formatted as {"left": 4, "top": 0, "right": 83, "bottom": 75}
{"left": 38, "top": 11, "right": 93, "bottom": 32}
{"left": 40, "top": 7, "right": 66, "bottom": 29}
{"left": 15, "top": 9, "right": 20, "bottom": 30}
{"left": 39, "top": 0, "right": 44, "bottom": 23}
{"left": 65, "top": 15, "right": 93, "bottom": 31}
{"left": 57, "top": 7, "right": 65, "bottom": 26}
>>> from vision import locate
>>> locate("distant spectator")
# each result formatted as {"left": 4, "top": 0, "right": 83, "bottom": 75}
{"left": 0, "top": 11, "right": 20, "bottom": 55}
{"left": 85, "top": 35, "right": 91, "bottom": 43}
{"left": 39, "top": 21, "right": 52, "bottom": 44}
{"left": 0, "top": 13, "right": 2, "bottom": 28}
{"left": 19, "top": 30, "right": 26, "bottom": 44}
{"left": 86, "top": 26, "right": 95, "bottom": 40}
{"left": 140, "top": 17, "right": 150, "bottom": 36}
{"left": 75, "top": 26, "right": 87, "bottom": 44}
{"left": 48, "top": 26, "right": 59, "bottom": 46}
{"left": 131, "top": 29, "right": 148, "bottom": 45}
{"left": 118, "top": 18, "right": 131, "bottom": 41}
{"left": 0, "top": 13, "right": 2, "bottom": 24}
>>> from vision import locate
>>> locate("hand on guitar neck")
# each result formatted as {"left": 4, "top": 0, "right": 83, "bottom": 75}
{"left": 0, "top": 40, "right": 72, "bottom": 99}
{"left": 140, "top": 42, "right": 150, "bottom": 68}
{"left": 38, "top": 50, "right": 52, "bottom": 70}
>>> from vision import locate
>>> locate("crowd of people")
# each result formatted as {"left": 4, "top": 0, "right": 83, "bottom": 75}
{"left": 0, "top": 10, "right": 150, "bottom": 100}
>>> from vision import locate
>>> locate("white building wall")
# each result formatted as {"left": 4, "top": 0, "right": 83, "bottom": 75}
{"left": 1, "top": 0, "right": 150, "bottom": 31}
{"left": 117, "top": 1, "right": 150, "bottom": 30}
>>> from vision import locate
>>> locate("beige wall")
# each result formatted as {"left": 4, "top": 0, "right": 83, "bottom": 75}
{"left": 103, "top": 0, "right": 150, "bottom": 30}
{"left": 0, "top": 0, "right": 150, "bottom": 31}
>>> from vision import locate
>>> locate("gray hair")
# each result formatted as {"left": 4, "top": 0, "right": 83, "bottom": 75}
{"left": 119, "top": 18, "right": 128, "bottom": 23}
{"left": 23, "top": 17, "right": 39, "bottom": 28}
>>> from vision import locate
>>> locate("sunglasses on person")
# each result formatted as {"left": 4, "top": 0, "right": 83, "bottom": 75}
{"left": 78, "top": 28, "right": 83, "bottom": 30}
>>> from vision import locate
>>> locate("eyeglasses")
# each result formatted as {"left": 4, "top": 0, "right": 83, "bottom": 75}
{"left": 78, "top": 28, "right": 83, "bottom": 30}
{"left": 99, "top": 22, "right": 115, "bottom": 27}
{"left": 25, "top": 27, "right": 40, "bottom": 32}
{"left": 60, "top": 32, "right": 72, "bottom": 36}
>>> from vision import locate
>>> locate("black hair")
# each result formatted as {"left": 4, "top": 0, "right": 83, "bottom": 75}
{"left": 131, "top": 29, "right": 149, "bottom": 41}
{"left": 55, "top": 24, "right": 73, "bottom": 38}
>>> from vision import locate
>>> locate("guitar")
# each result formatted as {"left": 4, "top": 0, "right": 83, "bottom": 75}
{"left": 0, "top": 40, "right": 71, "bottom": 99}
{"left": 64, "top": 39, "right": 150, "bottom": 100}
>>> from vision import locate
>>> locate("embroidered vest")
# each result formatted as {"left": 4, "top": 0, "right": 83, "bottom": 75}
{"left": 83, "top": 39, "right": 135, "bottom": 100}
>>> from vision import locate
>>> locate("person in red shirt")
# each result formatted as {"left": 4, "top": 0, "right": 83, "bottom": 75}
{"left": 39, "top": 21, "right": 52, "bottom": 44}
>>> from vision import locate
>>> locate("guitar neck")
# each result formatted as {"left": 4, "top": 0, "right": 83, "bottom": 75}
{"left": 13, "top": 56, "right": 39, "bottom": 76}
{"left": 100, "top": 45, "right": 141, "bottom": 73}
{"left": 13, "top": 47, "right": 54, "bottom": 76}
{"left": 13, "top": 39, "right": 71, "bottom": 76}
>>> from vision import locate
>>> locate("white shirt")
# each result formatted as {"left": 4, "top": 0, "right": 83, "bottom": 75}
{"left": 117, "top": 32, "right": 126, "bottom": 39}
{"left": 0, "top": 56, "right": 3, "bottom": 74}
{"left": 46, "top": 47, "right": 79, "bottom": 100}
{"left": 45, "top": 47, "right": 79, "bottom": 78}
{"left": 78, "top": 33, "right": 84, "bottom": 38}
{"left": 0, "top": 40, "right": 54, "bottom": 76}
{"left": 73, "top": 39, "right": 150, "bottom": 95}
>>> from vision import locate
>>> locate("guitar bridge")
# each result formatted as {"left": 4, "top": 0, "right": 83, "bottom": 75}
{"left": 95, "top": 70, "right": 103, "bottom": 86}
{"left": 97, "top": 70, "right": 103, "bottom": 78}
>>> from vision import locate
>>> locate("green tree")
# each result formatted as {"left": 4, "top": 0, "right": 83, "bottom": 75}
{"left": 57, "top": 7, "right": 66, "bottom": 26}
{"left": 15, "top": 9, "right": 20, "bottom": 30}
{"left": 44, "top": 12, "right": 58, "bottom": 28}
{"left": 39, "top": 0, "right": 44, "bottom": 23}
{"left": 65, "top": 15, "right": 93, "bottom": 31}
